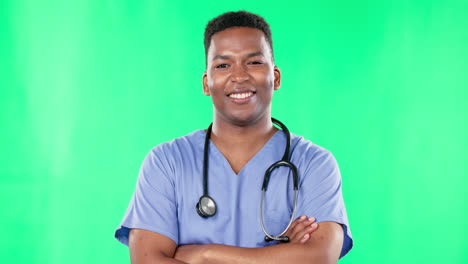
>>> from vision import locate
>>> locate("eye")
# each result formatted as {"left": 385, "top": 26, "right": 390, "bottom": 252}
{"left": 248, "top": 61, "right": 264, "bottom": 65}
{"left": 215, "top": 63, "right": 229, "bottom": 69}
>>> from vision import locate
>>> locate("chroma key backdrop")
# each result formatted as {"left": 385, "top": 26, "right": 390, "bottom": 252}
{"left": 1, "top": 0, "right": 466, "bottom": 263}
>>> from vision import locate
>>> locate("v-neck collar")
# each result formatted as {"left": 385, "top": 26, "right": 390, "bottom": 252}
{"left": 201, "top": 130, "right": 283, "bottom": 176}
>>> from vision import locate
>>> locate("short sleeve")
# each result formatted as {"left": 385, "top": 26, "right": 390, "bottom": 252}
{"left": 298, "top": 149, "right": 353, "bottom": 258}
{"left": 114, "top": 147, "right": 179, "bottom": 246}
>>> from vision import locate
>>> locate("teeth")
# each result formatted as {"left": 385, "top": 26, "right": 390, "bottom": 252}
{"left": 229, "top": 92, "right": 253, "bottom": 99}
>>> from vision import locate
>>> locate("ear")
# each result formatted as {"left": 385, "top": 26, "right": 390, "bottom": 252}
{"left": 202, "top": 71, "right": 210, "bottom": 96}
{"left": 273, "top": 66, "right": 281, "bottom": 90}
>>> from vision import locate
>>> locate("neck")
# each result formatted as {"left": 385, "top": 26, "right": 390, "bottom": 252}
{"left": 210, "top": 115, "right": 278, "bottom": 149}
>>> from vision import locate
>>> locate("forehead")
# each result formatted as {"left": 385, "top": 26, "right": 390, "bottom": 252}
{"left": 208, "top": 27, "right": 270, "bottom": 58}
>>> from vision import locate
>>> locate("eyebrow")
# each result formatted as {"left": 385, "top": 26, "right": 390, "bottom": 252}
{"left": 212, "top": 52, "right": 265, "bottom": 61}
{"left": 247, "top": 52, "right": 264, "bottom": 58}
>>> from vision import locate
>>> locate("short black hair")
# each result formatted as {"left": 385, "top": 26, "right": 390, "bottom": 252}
{"left": 204, "top": 11, "right": 274, "bottom": 62}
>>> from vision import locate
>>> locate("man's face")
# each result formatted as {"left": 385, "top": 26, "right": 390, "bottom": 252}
{"left": 203, "top": 27, "right": 281, "bottom": 126}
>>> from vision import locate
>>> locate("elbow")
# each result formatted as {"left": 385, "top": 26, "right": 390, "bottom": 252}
{"left": 321, "top": 254, "right": 339, "bottom": 264}
{"left": 307, "top": 253, "right": 338, "bottom": 264}
{"left": 301, "top": 246, "right": 340, "bottom": 264}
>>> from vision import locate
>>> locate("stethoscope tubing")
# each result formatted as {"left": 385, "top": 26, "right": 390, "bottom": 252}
{"left": 260, "top": 189, "right": 298, "bottom": 242}
{"left": 197, "top": 118, "right": 299, "bottom": 243}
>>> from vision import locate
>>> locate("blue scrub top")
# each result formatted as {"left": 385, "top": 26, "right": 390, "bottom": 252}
{"left": 115, "top": 129, "right": 353, "bottom": 258}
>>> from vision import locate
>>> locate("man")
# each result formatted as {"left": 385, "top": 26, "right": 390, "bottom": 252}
{"left": 115, "top": 11, "right": 353, "bottom": 263}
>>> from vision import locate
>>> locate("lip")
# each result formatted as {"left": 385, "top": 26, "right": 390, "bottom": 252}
{"left": 226, "top": 90, "right": 256, "bottom": 104}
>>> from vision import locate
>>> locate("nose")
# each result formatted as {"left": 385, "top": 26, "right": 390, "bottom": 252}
{"left": 230, "top": 65, "right": 249, "bottom": 83}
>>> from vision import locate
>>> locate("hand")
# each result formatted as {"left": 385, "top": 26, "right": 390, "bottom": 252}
{"left": 283, "top": 215, "right": 319, "bottom": 244}
{"left": 174, "top": 244, "right": 207, "bottom": 264}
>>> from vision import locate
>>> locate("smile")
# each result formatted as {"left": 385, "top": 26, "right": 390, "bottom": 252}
{"left": 228, "top": 91, "right": 255, "bottom": 99}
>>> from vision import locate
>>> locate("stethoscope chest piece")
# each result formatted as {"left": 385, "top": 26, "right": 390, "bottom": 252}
{"left": 196, "top": 195, "right": 217, "bottom": 217}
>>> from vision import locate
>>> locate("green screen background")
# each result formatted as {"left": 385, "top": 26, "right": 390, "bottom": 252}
{"left": 1, "top": 0, "right": 467, "bottom": 263}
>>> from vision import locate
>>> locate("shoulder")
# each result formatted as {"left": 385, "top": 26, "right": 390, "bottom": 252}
{"left": 150, "top": 130, "right": 205, "bottom": 158}
{"left": 289, "top": 134, "right": 339, "bottom": 178}
{"left": 290, "top": 134, "right": 336, "bottom": 163}
{"left": 141, "top": 130, "right": 205, "bottom": 175}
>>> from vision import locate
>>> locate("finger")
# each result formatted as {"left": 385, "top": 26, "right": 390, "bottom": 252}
{"left": 290, "top": 218, "right": 318, "bottom": 242}
{"left": 292, "top": 224, "right": 316, "bottom": 242}
{"left": 289, "top": 216, "right": 315, "bottom": 237}
{"left": 308, "top": 216, "right": 316, "bottom": 224}
{"left": 300, "top": 222, "right": 319, "bottom": 240}
{"left": 300, "top": 233, "right": 310, "bottom": 243}
{"left": 291, "top": 215, "right": 307, "bottom": 227}
{"left": 310, "top": 222, "right": 319, "bottom": 232}
{"left": 285, "top": 215, "right": 307, "bottom": 235}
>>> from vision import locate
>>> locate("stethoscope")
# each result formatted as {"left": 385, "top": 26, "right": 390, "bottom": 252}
{"left": 196, "top": 118, "right": 299, "bottom": 243}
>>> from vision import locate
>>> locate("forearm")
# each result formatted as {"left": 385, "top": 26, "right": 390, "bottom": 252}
{"left": 129, "top": 229, "right": 187, "bottom": 264}
{"left": 139, "top": 257, "right": 187, "bottom": 264}
{"left": 174, "top": 222, "right": 342, "bottom": 264}
{"left": 153, "top": 257, "right": 187, "bottom": 264}
{"left": 131, "top": 251, "right": 188, "bottom": 264}
{"left": 201, "top": 243, "right": 333, "bottom": 264}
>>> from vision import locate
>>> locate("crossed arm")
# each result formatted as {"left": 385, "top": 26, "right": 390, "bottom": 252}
{"left": 129, "top": 217, "right": 343, "bottom": 264}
